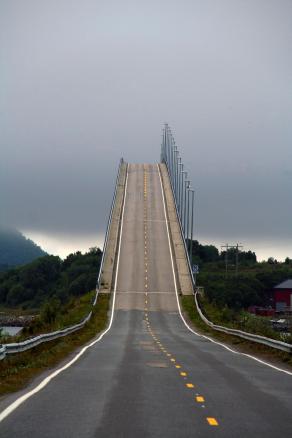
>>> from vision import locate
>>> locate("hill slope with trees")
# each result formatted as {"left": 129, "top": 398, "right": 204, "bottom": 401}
{"left": 0, "top": 228, "right": 47, "bottom": 271}
{"left": 0, "top": 248, "right": 102, "bottom": 309}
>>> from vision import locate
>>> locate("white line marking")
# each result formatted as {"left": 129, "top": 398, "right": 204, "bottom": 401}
{"left": 0, "top": 167, "right": 130, "bottom": 423}
{"left": 157, "top": 163, "right": 292, "bottom": 377}
{"left": 116, "top": 291, "right": 175, "bottom": 294}
{"left": 124, "top": 219, "right": 165, "bottom": 223}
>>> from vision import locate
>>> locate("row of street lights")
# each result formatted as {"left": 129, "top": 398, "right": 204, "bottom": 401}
{"left": 160, "top": 123, "right": 195, "bottom": 270}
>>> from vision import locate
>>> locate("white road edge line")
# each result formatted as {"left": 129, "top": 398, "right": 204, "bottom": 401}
{"left": 0, "top": 166, "right": 130, "bottom": 423}
{"left": 157, "top": 163, "right": 292, "bottom": 377}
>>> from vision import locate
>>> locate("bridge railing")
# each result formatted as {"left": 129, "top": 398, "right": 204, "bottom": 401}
{"left": 94, "top": 157, "right": 124, "bottom": 304}
{"left": 161, "top": 124, "right": 196, "bottom": 288}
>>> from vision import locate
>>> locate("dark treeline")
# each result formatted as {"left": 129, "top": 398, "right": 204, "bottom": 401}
{"left": 187, "top": 239, "right": 257, "bottom": 266}
{"left": 190, "top": 240, "right": 292, "bottom": 310}
{"left": 198, "top": 269, "right": 292, "bottom": 310}
{"left": 1, "top": 236, "right": 291, "bottom": 313}
{"left": 0, "top": 248, "right": 102, "bottom": 309}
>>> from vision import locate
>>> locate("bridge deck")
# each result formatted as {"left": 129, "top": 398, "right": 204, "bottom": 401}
{"left": 116, "top": 163, "right": 177, "bottom": 311}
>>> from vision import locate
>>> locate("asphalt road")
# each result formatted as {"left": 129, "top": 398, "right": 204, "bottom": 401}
{"left": 1, "top": 163, "right": 292, "bottom": 437}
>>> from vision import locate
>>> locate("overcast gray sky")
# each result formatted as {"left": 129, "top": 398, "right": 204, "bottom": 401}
{"left": 1, "top": 0, "right": 292, "bottom": 260}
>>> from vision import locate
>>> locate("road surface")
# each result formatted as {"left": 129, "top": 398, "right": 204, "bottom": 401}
{"left": 1, "top": 163, "right": 292, "bottom": 437}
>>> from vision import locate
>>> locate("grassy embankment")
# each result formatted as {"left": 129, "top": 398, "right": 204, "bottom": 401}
{"left": 181, "top": 295, "right": 292, "bottom": 368}
{"left": 0, "top": 291, "right": 95, "bottom": 343}
{"left": 0, "top": 292, "right": 110, "bottom": 396}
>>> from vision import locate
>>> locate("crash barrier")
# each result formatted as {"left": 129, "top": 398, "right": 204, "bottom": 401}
{"left": 0, "top": 312, "right": 92, "bottom": 360}
{"left": 194, "top": 291, "right": 292, "bottom": 353}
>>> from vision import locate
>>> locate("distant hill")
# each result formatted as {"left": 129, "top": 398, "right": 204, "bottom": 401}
{"left": 0, "top": 228, "right": 47, "bottom": 271}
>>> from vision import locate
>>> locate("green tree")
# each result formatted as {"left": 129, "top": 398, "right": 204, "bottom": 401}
{"left": 6, "top": 284, "right": 27, "bottom": 306}
{"left": 40, "top": 297, "right": 61, "bottom": 324}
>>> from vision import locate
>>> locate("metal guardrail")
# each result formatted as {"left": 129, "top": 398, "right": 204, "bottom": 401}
{"left": 163, "top": 161, "right": 196, "bottom": 290}
{"left": 194, "top": 291, "right": 292, "bottom": 353}
{"left": 93, "top": 158, "right": 124, "bottom": 305}
{"left": 0, "top": 158, "right": 125, "bottom": 360}
{"left": 0, "top": 312, "right": 92, "bottom": 360}
{"left": 0, "top": 344, "right": 5, "bottom": 360}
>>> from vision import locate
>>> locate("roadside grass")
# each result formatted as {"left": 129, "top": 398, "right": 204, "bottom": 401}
{"left": 20, "top": 292, "right": 95, "bottom": 340}
{"left": 197, "top": 297, "right": 288, "bottom": 342}
{"left": 181, "top": 295, "right": 292, "bottom": 368}
{"left": 0, "top": 291, "right": 95, "bottom": 344}
{"left": 0, "top": 306, "right": 38, "bottom": 316}
{"left": 0, "top": 293, "right": 110, "bottom": 397}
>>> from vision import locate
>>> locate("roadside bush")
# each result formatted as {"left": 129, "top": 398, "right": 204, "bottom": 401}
{"left": 68, "top": 274, "right": 88, "bottom": 296}
{"left": 40, "top": 297, "right": 61, "bottom": 324}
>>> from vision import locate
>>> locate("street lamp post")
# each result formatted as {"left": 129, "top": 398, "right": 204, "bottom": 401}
{"left": 164, "top": 126, "right": 167, "bottom": 163}
{"left": 178, "top": 161, "right": 183, "bottom": 211}
{"left": 167, "top": 128, "right": 172, "bottom": 180}
{"left": 186, "top": 188, "right": 190, "bottom": 252}
{"left": 175, "top": 151, "right": 179, "bottom": 198}
{"left": 184, "top": 180, "right": 190, "bottom": 238}
{"left": 171, "top": 138, "right": 176, "bottom": 190}
{"left": 189, "top": 189, "right": 195, "bottom": 269}
{"left": 173, "top": 145, "right": 178, "bottom": 196}
{"left": 181, "top": 171, "right": 187, "bottom": 229}
{"left": 179, "top": 165, "right": 184, "bottom": 220}
{"left": 161, "top": 124, "right": 197, "bottom": 288}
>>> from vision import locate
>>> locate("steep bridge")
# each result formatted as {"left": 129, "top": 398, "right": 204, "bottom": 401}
{"left": 1, "top": 128, "right": 292, "bottom": 437}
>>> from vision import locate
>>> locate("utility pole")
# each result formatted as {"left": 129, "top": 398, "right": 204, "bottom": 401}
{"left": 235, "top": 243, "right": 243, "bottom": 276}
{"left": 221, "top": 243, "right": 243, "bottom": 276}
{"left": 221, "top": 244, "right": 229, "bottom": 276}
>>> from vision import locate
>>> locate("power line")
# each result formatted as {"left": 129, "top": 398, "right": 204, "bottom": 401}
{"left": 221, "top": 243, "right": 243, "bottom": 276}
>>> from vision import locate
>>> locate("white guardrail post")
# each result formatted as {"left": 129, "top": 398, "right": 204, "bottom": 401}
{"left": 0, "top": 159, "right": 124, "bottom": 360}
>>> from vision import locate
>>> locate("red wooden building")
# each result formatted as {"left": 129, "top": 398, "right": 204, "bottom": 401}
{"left": 274, "top": 279, "right": 292, "bottom": 311}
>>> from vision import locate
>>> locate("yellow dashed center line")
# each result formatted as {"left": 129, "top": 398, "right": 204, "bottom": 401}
{"left": 143, "top": 169, "right": 219, "bottom": 429}
{"left": 206, "top": 418, "right": 219, "bottom": 426}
